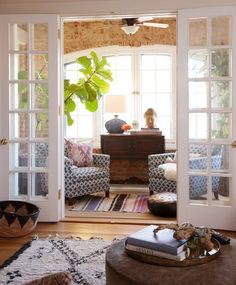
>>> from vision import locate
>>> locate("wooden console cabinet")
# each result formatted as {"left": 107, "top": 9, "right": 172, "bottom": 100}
{"left": 101, "top": 134, "right": 165, "bottom": 160}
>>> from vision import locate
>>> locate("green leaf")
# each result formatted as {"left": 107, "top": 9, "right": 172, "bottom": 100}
{"left": 64, "top": 89, "right": 71, "bottom": 101}
{"left": 96, "top": 69, "right": 113, "bottom": 81}
{"left": 77, "top": 56, "right": 92, "bottom": 73}
{"left": 85, "top": 82, "right": 97, "bottom": 101}
{"left": 79, "top": 68, "right": 90, "bottom": 78}
{"left": 69, "top": 84, "right": 79, "bottom": 95}
{"left": 77, "top": 77, "right": 85, "bottom": 85}
{"left": 85, "top": 99, "right": 98, "bottom": 112}
{"left": 92, "top": 74, "right": 110, "bottom": 94}
{"left": 67, "top": 98, "right": 76, "bottom": 112}
{"left": 65, "top": 111, "right": 74, "bottom": 126}
{"left": 98, "top": 56, "right": 109, "bottom": 69}
{"left": 64, "top": 79, "right": 70, "bottom": 89}
{"left": 90, "top": 51, "right": 99, "bottom": 69}
{"left": 75, "top": 84, "right": 89, "bottom": 101}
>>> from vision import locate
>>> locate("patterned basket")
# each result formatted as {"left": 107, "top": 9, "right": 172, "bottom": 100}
{"left": 0, "top": 200, "right": 40, "bottom": 237}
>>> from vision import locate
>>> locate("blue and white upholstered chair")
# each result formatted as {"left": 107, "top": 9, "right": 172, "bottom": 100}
{"left": 34, "top": 142, "right": 110, "bottom": 204}
{"left": 148, "top": 145, "right": 223, "bottom": 199}
{"left": 64, "top": 144, "right": 110, "bottom": 205}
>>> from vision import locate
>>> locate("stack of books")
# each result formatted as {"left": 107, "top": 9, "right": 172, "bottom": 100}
{"left": 130, "top": 128, "right": 162, "bottom": 136}
{"left": 125, "top": 225, "right": 188, "bottom": 261}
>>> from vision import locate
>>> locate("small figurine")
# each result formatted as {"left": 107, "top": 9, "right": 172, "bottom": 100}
{"left": 144, "top": 108, "right": 157, "bottom": 129}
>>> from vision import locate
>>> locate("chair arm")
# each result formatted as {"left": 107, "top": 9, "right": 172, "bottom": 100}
{"left": 148, "top": 153, "right": 175, "bottom": 169}
{"left": 189, "top": 156, "right": 207, "bottom": 170}
{"left": 189, "top": 154, "right": 222, "bottom": 170}
{"left": 92, "top": 154, "right": 110, "bottom": 169}
{"left": 64, "top": 156, "right": 74, "bottom": 174}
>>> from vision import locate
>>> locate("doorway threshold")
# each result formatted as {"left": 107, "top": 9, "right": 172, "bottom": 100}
{"left": 63, "top": 215, "right": 176, "bottom": 225}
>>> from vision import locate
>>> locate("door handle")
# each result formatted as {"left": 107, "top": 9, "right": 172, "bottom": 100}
{"left": 231, "top": 141, "right": 236, "bottom": 148}
{"left": 0, "top": 138, "right": 8, "bottom": 145}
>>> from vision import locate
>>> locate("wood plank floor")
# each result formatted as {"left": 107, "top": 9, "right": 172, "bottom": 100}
{"left": 1, "top": 221, "right": 236, "bottom": 266}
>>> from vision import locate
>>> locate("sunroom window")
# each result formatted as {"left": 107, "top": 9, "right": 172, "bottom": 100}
{"left": 64, "top": 45, "right": 176, "bottom": 148}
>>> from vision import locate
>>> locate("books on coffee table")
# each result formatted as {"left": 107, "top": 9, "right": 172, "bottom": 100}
{"left": 125, "top": 242, "right": 187, "bottom": 261}
{"left": 126, "top": 225, "right": 188, "bottom": 255}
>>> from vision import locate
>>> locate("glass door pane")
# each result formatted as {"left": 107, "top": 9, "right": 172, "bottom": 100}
{"left": 188, "top": 15, "right": 232, "bottom": 205}
{"left": 9, "top": 23, "right": 49, "bottom": 199}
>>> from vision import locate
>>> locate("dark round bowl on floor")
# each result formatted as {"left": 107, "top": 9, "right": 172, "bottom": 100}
{"left": 147, "top": 192, "right": 177, "bottom": 217}
{"left": 0, "top": 200, "right": 40, "bottom": 237}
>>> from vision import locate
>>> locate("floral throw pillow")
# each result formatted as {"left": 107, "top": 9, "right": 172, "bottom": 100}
{"left": 64, "top": 138, "right": 93, "bottom": 167}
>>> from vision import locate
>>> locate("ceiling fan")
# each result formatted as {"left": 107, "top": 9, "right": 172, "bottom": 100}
{"left": 121, "top": 17, "right": 168, "bottom": 35}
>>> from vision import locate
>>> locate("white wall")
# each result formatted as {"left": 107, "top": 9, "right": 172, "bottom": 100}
{"left": 0, "top": 0, "right": 236, "bottom": 15}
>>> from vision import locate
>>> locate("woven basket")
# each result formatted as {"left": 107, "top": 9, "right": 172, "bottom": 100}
{"left": 0, "top": 200, "right": 40, "bottom": 237}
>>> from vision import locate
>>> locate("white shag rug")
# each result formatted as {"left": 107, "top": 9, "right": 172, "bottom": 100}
{"left": 0, "top": 236, "right": 115, "bottom": 285}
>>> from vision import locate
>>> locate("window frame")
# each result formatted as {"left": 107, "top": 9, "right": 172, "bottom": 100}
{"left": 64, "top": 45, "right": 176, "bottom": 148}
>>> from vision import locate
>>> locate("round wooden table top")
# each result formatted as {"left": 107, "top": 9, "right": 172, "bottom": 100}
{"left": 106, "top": 238, "right": 236, "bottom": 285}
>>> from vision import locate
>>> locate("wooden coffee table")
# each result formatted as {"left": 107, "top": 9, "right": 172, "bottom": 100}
{"left": 106, "top": 239, "right": 236, "bottom": 285}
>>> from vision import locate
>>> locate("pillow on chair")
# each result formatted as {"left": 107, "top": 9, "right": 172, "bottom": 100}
{"left": 159, "top": 163, "right": 177, "bottom": 181}
{"left": 64, "top": 138, "right": 93, "bottom": 167}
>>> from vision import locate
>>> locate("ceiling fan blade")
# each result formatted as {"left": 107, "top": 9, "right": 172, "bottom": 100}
{"left": 142, "top": 22, "right": 168, "bottom": 28}
{"left": 137, "top": 16, "right": 154, "bottom": 23}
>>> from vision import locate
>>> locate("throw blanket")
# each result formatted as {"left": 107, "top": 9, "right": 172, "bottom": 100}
{"left": 159, "top": 163, "right": 177, "bottom": 181}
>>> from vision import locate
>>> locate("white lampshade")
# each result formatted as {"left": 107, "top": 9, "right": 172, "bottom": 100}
{"left": 104, "top": 95, "right": 127, "bottom": 134}
{"left": 105, "top": 95, "right": 126, "bottom": 113}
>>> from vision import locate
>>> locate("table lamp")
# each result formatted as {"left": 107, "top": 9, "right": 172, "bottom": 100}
{"left": 104, "top": 95, "right": 127, "bottom": 133}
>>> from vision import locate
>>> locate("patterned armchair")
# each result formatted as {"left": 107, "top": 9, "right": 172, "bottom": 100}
{"left": 31, "top": 142, "right": 110, "bottom": 203}
{"left": 148, "top": 152, "right": 176, "bottom": 196}
{"left": 148, "top": 146, "right": 222, "bottom": 199}
{"left": 64, "top": 152, "right": 110, "bottom": 204}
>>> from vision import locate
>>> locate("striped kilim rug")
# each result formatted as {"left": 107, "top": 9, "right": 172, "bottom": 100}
{"left": 70, "top": 193, "right": 149, "bottom": 213}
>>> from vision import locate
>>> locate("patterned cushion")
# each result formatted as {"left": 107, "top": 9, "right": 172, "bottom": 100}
{"left": 64, "top": 138, "right": 93, "bottom": 167}
{"left": 73, "top": 166, "right": 108, "bottom": 181}
{"left": 23, "top": 272, "right": 72, "bottom": 285}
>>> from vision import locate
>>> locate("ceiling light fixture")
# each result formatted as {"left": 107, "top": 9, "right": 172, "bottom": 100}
{"left": 121, "top": 25, "right": 140, "bottom": 35}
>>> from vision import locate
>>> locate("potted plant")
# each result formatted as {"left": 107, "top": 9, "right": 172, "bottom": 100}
{"left": 64, "top": 51, "right": 113, "bottom": 126}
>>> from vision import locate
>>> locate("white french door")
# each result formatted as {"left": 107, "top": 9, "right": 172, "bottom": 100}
{"left": 178, "top": 6, "right": 236, "bottom": 230}
{"left": 0, "top": 15, "right": 62, "bottom": 221}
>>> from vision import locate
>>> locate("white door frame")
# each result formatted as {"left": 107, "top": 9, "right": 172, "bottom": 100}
{"left": 177, "top": 6, "right": 236, "bottom": 230}
{"left": 0, "top": 14, "right": 63, "bottom": 221}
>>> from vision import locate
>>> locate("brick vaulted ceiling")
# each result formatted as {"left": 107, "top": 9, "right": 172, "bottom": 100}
{"left": 64, "top": 18, "right": 176, "bottom": 54}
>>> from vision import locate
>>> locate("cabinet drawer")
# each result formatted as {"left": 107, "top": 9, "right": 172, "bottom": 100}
{"left": 101, "top": 134, "right": 165, "bottom": 160}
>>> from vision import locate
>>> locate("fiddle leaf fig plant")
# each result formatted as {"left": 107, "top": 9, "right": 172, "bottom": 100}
{"left": 64, "top": 51, "right": 113, "bottom": 126}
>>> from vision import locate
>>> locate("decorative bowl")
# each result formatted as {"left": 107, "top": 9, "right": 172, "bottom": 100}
{"left": 0, "top": 200, "right": 40, "bottom": 237}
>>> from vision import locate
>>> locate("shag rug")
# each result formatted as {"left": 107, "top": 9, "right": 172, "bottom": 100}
{"left": 0, "top": 236, "right": 115, "bottom": 285}
{"left": 70, "top": 193, "right": 149, "bottom": 213}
